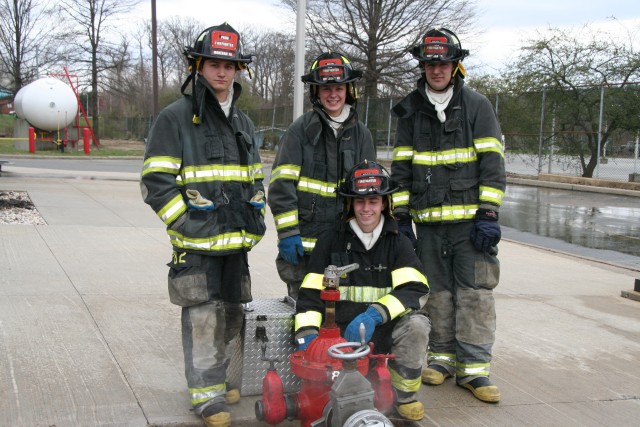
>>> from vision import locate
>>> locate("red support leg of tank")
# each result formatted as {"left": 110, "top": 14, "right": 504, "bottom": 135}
{"left": 63, "top": 67, "right": 100, "bottom": 148}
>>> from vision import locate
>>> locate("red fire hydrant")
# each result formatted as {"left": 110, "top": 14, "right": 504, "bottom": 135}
{"left": 255, "top": 264, "right": 395, "bottom": 427}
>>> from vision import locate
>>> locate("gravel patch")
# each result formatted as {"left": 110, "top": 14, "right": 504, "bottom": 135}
{"left": 0, "top": 191, "right": 47, "bottom": 225}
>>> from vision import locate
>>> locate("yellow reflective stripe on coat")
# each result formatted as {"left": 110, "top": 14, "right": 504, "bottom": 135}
{"left": 269, "top": 163, "right": 301, "bottom": 183}
{"left": 295, "top": 310, "right": 323, "bottom": 331}
{"left": 252, "top": 162, "right": 264, "bottom": 180}
{"left": 474, "top": 137, "right": 504, "bottom": 156}
{"left": 392, "top": 146, "right": 414, "bottom": 161}
{"left": 392, "top": 190, "right": 410, "bottom": 207}
{"left": 456, "top": 362, "right": 490, "bottom": 378}
{"left": 159, "top": 194, "right": 186, "bottom": 225}
{"left": 377, "top": 294, "right": 406, "bottom": 319}
{"left": 189, "top": 383, "right": 226, "bottom": 405}
{"left": 142, "top": 156, "right": 181, "bottom": 176}
{"left": 339, "top": 286, "right": 392, "bottom": 303}
{"left": 391, "top": 267, "right": 428, "bottom": 289}
{"left": 181, "top": 164, "right": 261, "bottom": 184}
{"left": 167, "top": 229, "right": 262, "bottom": 251}
{"left": 413, "top": 204, "right": 478, "bottom": 223}
{"left": 300, "top": 272, "right": 324, "bottom": 290}
{"left": 274, "top": 210, "right": 298, "bottom": 231}
{"left": 479, "top": 185, "right": 504, "bottom": 205}
{"left": 389, "top": 367, "right": 421, "bottom": 393}
{"left": 297, "top": 177, "right": 336, "bottom": 197}
{"left": 413, "top": 147, "right": 476, "bottom": 166}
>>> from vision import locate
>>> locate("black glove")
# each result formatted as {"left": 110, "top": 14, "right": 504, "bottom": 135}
{"left": 395, "top": 212, "right": 417, "bottom": 247}
{"left": 470, "top": 208, "right": 501, "bottom": 253}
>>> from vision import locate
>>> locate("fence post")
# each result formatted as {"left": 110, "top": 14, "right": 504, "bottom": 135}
{"left": 28, "top": 127, "right": 35, "bottom": 153}
{"left": 537, "top": 87, "right": 547, "bottom": 174}
{"left": 386, "top": 98, "right": 393, "bottom": 160}
{"left": 596, "top": 86, "right": 605, "bottom": 178}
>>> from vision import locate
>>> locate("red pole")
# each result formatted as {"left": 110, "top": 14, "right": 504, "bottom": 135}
{"left": 83, "top": 128, "right": 90, "bottom": 154}
{"left": 28, "top": 127, "right": 35, "bottom": 153}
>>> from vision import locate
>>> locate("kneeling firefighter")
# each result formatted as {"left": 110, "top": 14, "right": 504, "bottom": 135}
{"left": 294, "top": 160, "right": 431, "bottom": 421}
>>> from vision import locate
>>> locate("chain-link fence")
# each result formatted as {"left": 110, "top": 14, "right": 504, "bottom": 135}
{"left": 93, "top": 83, "right": 640, "bottom": 183}
{"left": 242, "top": 84, "right": 640, "bottom": 183}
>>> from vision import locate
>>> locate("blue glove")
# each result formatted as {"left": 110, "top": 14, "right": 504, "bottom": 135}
{"left": 395, "top": 213, "right": 417, "bottom": 247}
{"left": 470, "top": 208, "right": 501, "bottom": 253}
{"left": 248, "top": 200, "right": 265, "bottom": 210}
{"left": 278, "top": 235, "right": 304, "bottom": 265}
{"left": 296, "top": 333, "right": 318, "bottom": 351}
{"left": 344, "top": 306, "right": 383, "bottom": 344}
{"left": 188, "top": 200, "right": 216, "bottom": 211}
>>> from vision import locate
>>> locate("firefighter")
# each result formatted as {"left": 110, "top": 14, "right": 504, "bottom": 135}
{"left": 268, "top": 51, "right": 376, "bottom": 300}
{"left": 140, "top": 23, "right": 265, "bottom": 427}
{"left": 294, "top": 160, "right": 431, "bottom": 421}
{"left": 390, "top": 27, "right": 506, "bottom": 403}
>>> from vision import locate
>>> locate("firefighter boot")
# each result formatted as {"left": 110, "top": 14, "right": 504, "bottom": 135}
{"left": 458, "top": 376, "right": 500, "bottom": 403}
{"left": 422, "top": 364, "right": 452, "bottom": 385}
{"left": 395, "top": 401, "right": 424, "bottom": 421}
{"left": 225, "top": 388, "right": 240, "bottom": 405}
{"left": 202, "top": 402, "right": 231, "bottom": 427}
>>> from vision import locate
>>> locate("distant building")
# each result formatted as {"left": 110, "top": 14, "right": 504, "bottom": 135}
{"left": 0, "top": 87, "right": 14, "bottom": 114}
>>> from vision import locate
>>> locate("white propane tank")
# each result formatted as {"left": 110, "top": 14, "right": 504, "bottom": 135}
{"left": 14, "top": 77, "right": 78, "bottom": 132}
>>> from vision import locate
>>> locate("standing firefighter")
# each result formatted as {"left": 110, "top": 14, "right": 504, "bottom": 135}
{"left": 391, "top": 27, "right": 506, "bottom": 403}
{"left": 294, "top": 160, "right": 431, "bottom": 421}
{"left": 140, "top": 23, "right": 265, "bottom": 427}
{"left": 268, "top": 51, "right": 376, "bottom": 299}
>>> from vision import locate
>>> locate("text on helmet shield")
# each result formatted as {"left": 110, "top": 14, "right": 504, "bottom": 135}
{"left": 211, "top": 31, "right": 238, "bottom": 57}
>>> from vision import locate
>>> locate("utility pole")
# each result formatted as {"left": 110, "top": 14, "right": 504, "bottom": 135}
{"left": 293, "top": 0, "right": 306, "bottom": 121}
{"left": 151, "top": 0, "right": 159, "bottom": 119}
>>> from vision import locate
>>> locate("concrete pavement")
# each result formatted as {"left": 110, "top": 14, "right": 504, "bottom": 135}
{"left": 1, "top": 164, "right": 639, "bottom": 426}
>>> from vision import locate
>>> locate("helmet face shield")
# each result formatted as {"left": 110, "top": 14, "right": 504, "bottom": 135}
{"left": 307, "top": 60, "right": 352, "bottom": 84}
{"left": 416, "top": 37, "right": 463, "bottom": 62}
{"left": 339, "top": 160, "right": 397, "bottom": 197}
{"left": 302, "top": 53, "right": 362, "bottom": 85}
{"left": 350, "top": 168, "right": 390, "bottom": 196}
{"left": 411, "top": 27, "right": 468, "bottom": 63}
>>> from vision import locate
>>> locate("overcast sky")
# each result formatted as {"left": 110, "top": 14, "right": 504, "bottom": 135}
{"left": 131, "top": 0, "right": 640, "bottom": 75}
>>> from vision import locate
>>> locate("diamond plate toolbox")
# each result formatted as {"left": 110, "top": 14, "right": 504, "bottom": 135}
{"left": 227, "top": 297, "right": 300, "bottom": 396}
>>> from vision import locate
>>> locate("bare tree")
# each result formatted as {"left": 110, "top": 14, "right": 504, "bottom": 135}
{"left": 0, "top": 0, "right": 61, "bottom": 92}
{"left": 244, "top": 29, "right": 296, "bottom": 106}
{"left": 57, "top": 0, "right": 141, "bottom": 143}
{"left": 157, "top": 16, "right": 203, "bottom": 92}
{"left": 281, "top": 0, "right": 476, "bottom": 98}
{"left": 505, "top": 25, "right": 640, "bottom": 177}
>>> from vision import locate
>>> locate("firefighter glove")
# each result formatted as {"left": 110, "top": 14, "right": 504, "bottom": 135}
{"left": 470, "top": 208, "right": 501, "bottom": 252}
{"left": 395, "top": 212, "right": 417, "bottom": 247}
{"left": 186, "top": 189, "right": 215, "bottom": 211}
{"left": 248, "top": 190, "right": 265, "bottom": 210}
{"left": 345, "top": 306, "right": 383, "bottom": 344}
{"left": 278, "top": 234, "right": 304, "bottom": 265}
{"left": 296, "top": 333, "right": 318, "bottom": 351}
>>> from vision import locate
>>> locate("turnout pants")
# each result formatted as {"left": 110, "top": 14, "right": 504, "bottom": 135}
{"left": 168, "top": 251, "right": 248, "bottom": 415}
{"left": 416, "top": 222, "right": 500, "bottom": 384}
